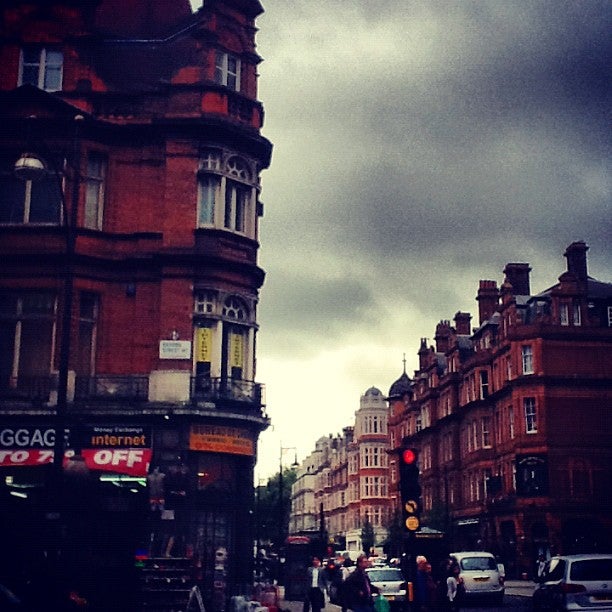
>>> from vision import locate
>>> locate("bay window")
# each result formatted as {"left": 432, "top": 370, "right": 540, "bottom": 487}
{"left": 197, "top": 151, "right": 256, "bottom": 237}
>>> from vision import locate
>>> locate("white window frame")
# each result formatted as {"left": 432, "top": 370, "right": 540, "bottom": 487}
{"left": 572, "top": 301, "right": 581, "bottom": 326}
{"left": 524, "top": 397, "right": 537, "bottom": 433}
{"left": 19, "top": 47, "right": 63, "bottom": 91}
{"left": 197, "top": 152, "right": 255, "bottom": 237}
{"left": 479, "top": 369, "right": 489, "bottom": 399}
{"left": 0, "top": 162, "right": 62, "bottom": 225}
{"left": 197, "top": 174, "right": 219, "bottom": 226}
{"left": 560, "top": 302, "right": 569, "bottom": 326}
{"left": 608, "top": 306, "right": 612, "bottom": 327}
{"left": 0, "top": 292, "right": 56, "bottom": 385}
{"left": 215, "top": 51, "right": 241, "bottom": 92}
{"left": 521, "top": 345, "right": 534, "bottom": 375}
{"left": 84, "top": 153, "right": 106, "bottom": 230}
{"left": 481, "top": 416, "right": 491, "bottom": 448}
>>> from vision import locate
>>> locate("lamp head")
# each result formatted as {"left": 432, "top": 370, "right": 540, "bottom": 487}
{"left": 14, "top": 152, "right": 47, "bottom": 182}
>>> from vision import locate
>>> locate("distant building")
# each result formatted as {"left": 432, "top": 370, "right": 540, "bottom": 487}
{"left": 0, "top": 1, "right": 271, "bottom": 609}
{"left": 290, "top": 387, "right": 394, "bottom": 556}
{"left": 388, "top": 241, "right": 612, "bottom": 578}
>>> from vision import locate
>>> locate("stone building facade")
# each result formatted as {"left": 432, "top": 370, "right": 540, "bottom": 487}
{"left": 290, "top": 388, "right": 394, "bottom": 558}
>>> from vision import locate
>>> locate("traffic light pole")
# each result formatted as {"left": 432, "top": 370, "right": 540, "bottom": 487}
{"left": 398, "top": 445, "right": 422, "bottom": 610}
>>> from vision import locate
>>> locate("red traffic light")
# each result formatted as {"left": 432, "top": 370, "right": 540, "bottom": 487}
{"left": 401, "top": 448, "right": 417, "bottom": 465}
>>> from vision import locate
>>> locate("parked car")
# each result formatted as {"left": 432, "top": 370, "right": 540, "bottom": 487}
{"left": 365, "top": 567, "right": 408, "bottom": 611}
{"left": 532, "top": 554, "right": 612, "bottom": 611}
{"left": 450, "top": 551, "right": 504, "bottom": 605}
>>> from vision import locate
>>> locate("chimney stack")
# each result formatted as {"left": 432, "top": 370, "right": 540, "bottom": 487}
{"left": 418, "top": 338, "right": 429, "bottom": 370}
{"left": 435, "top": 320, "right": 452, "bottom": 353}
{"left": 476, "top": 280, "right": 499, "bottom": 325}
{"left": 503, "top": 263, "right": 531, "bottom": 296}
{"left": 564, "top": 241, "right": 589, "bottom": 282}
{"left": 454, "top": 311, "right": 472, "bottom": 335}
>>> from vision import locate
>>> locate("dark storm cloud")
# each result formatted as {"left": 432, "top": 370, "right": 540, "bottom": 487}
{"left": 259, "top": 270, "right": 379, "bottom": 354}
{"left": 256, "top": 0, "right": 611, "bottom": 357}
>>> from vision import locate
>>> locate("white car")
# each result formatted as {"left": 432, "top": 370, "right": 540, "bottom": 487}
{"left": 366, "top": 567, "right": 408, "bottom": 611}
{"left": 450, "top": 551, "right": 504, "bottom": 605}
{"left": 532, "top": 554, "right": 612, "bottom": 611}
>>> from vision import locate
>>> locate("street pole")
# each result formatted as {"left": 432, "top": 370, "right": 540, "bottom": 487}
{"left": 13, "top": 115, "right": 83, "bottom": 599}
{"left": 278, "top": 445, "right": 298, "bottom": 582}
{"left": 52, "top": 116, "right": 82, "bottom": 484}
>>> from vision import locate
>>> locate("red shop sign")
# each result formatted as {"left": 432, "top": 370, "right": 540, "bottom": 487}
{"left": 0, "top": 448, "right": 151, "bottom": 476}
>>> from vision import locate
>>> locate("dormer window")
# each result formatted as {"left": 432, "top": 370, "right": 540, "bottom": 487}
{"left": 20, "top": 47, "right": 63, "bottom": 91}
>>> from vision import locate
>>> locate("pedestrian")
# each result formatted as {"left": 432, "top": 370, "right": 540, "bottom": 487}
{"left": 414, "top": 557, "right": 429, "bottom": 611}
{"left": 424, "top": 563, "right": 438, "bottom": 609}
{"left": 302, "top": 557, "right": 328, "bottom": 612}
{"left": 536, "top": 554, "right": 546, "bottom": 582}
{"left": 446, "top": 563, "right": 465, "bottom": 612}
{"left": 340, "top": 557, "right": 355, "bottom": 612}
{"left": 343, "top": 554, "right": 378, "bottom": 612}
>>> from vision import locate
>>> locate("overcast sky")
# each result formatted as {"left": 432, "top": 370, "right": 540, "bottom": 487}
{"left": 192, "top": 0, "right": 611, "bottom": 479}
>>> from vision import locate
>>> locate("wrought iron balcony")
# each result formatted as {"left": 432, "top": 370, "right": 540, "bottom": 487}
{"left": 0, "top": 376, "right": 51, "bottom": 403}
{"left": 190, "top": 376, "right": 264, "bottom": 407}
{"left": 75, "top": 375, "right": 149, "bottom": 401}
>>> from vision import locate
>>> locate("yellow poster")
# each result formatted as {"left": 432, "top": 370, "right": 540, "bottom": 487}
{"left": 195, "top": 327, "right": 212, "bottom": 362}
{"left": 189, "top": 425, "right": 254, "bottom": 456}
{"left": 230, "top": 332, "right": 243, "bottom": 368}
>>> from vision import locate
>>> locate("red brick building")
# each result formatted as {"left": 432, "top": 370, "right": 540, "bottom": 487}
{"left": 388, "top": 242, "right": 612, "bottom": 578}
{"left": 0, "top": 1, "right": 271, "bottom": 609}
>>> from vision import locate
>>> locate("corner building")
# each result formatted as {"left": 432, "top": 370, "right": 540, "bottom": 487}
{"left": 0, "top": 1, "right": 272, "bottom": 609}
{"left": 388, "top": 242, "right": 612, "bottom": 579}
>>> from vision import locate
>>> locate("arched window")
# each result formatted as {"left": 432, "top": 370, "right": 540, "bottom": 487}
{"left": 197, "top": 152, "right": 255, "bottom": 236}
{"left": 222, "top": 296, "right": 248, "bottom": 321}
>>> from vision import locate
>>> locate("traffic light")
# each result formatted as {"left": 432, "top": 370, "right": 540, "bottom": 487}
{"left": 399, "top": 446, "right": 421, "bottom": 532}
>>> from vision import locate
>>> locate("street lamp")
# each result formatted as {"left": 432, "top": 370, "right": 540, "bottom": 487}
{"left": 12, "top": 115, "right": 84, "bottom": 581}
{"left": 14, "top": 114, "right": 83, "bottom": 481}
{"left": 278, "top": 445, "right": 298, "bottom": 549}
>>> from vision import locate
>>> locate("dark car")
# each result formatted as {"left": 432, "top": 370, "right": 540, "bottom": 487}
{"left": 532, "top": 554, "right": 612, "bottom": 611}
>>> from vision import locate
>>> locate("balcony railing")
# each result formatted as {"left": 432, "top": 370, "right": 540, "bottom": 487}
{"left": 0, "top": 376, "right": 51, "bottom": 403}
{"left": 75, "top": 375, "right": 149, "bottom": 401}
{"left": 190, "top": 376, "right": 264, "bottom": 406}
{"left": 0, "top": 374, "right": 264, "bottom": 409}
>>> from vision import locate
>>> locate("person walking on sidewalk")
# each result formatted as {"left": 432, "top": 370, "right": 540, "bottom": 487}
{"left": 344, "top": 554, "right": 379, "bottom": 612}
{"left": 446, "top": 563, "right": 465, "bottom": 612}
{"left": 303, "top": 557, "right": 328, "bottom": 612}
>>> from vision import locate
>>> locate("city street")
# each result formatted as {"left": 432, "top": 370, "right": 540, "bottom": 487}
{"left": 278, "top": 581, "right": 536, "bottom": 612}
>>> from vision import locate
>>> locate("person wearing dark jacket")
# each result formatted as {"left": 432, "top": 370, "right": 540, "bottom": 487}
{"left": 343, "top": 555, "right": 379, "bottom": 612}
{"left": 303, "top": 557, "right": 328, "bottom": 612}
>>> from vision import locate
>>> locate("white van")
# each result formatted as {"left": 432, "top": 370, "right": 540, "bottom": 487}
{"left": 450, "top": 551, "right": 505, "bottom": 605}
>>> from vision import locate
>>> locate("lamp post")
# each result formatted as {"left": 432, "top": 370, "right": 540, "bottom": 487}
{"left": 13, "top": 115, "right": 83, "bottom": 578}
{"left": 277, "top": 445, "right": 298, "bottom": 550}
